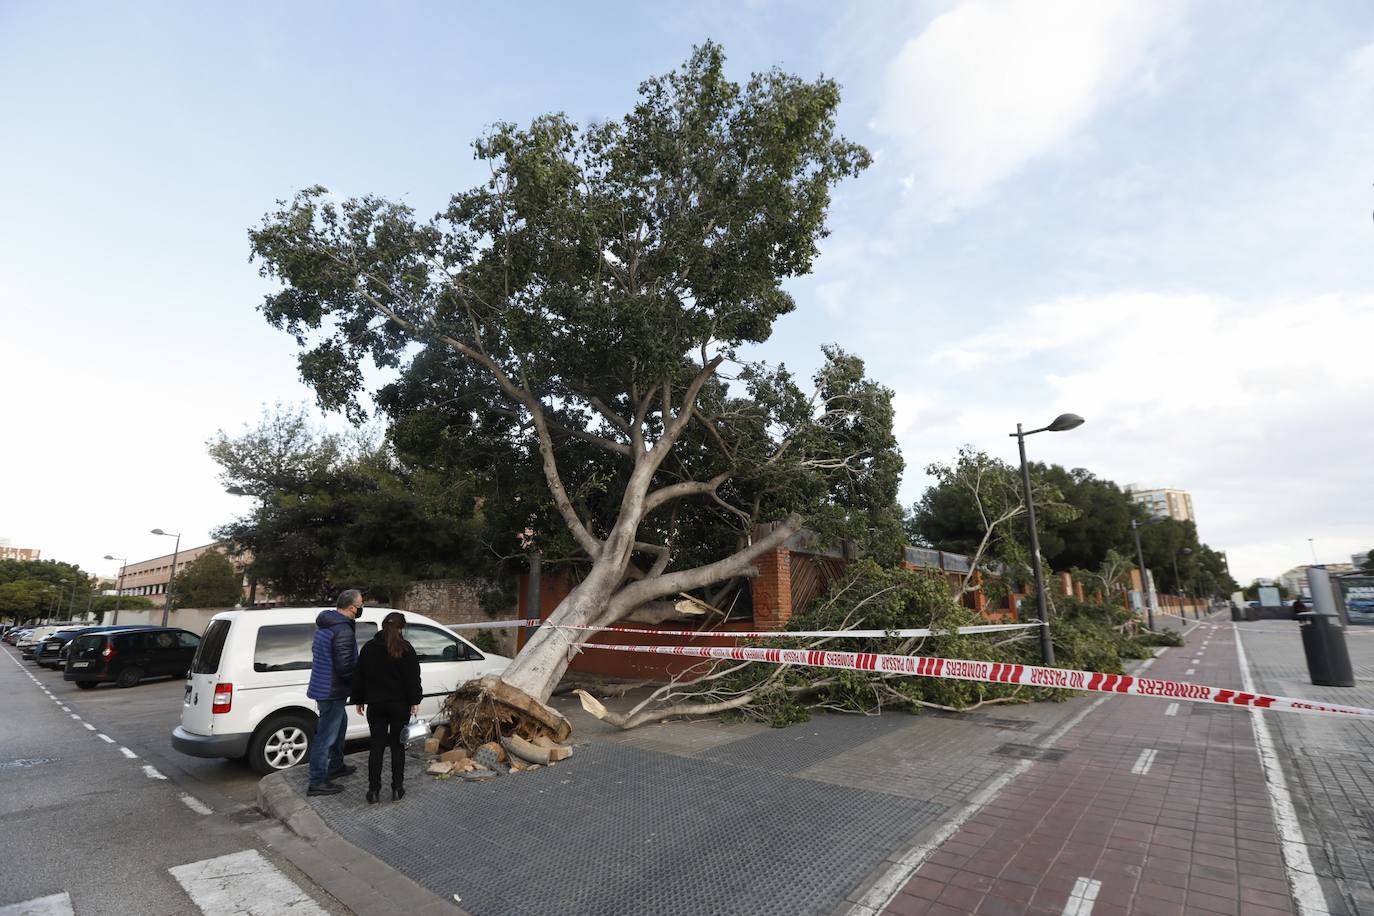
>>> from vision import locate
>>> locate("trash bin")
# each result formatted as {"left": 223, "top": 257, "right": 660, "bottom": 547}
{"left": 1297, "top": 612, "right": 1355, "bottom": 687}
{"left": 1231, "top": 605, "right": 1242, "bottom": 622}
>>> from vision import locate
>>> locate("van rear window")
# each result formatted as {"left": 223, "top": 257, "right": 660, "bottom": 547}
{"left": 192, "top": 620, "right": 232, "bottom": 674}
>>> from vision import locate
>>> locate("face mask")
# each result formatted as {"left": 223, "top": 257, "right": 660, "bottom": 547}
{"left": 354, "top": 607, "right": 364, "bottom": 620}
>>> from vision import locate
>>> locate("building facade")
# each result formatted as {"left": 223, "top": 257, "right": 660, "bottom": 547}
{"left": 0, "top": 539, "right": 41, "bottom": 562}
{"left": 1125, "top": 485, "right": 1195, "bottom": 523}
{"left": 118, "top": 542, "right": 258, "bottom": 608}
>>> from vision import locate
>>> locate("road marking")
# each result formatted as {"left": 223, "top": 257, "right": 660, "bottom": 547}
{"left": 180, "top": 793, "right": 213, "bottom": 815}
{"left": 169, "top": 849, "right": 328, "bottom": 916}
{"left": 852, "top": 693, "right": 1113, "bottom": 915}
{"left": 1165, "top": 703, "right": 1180, "bottom": 717}
{"left": 58, "top": 706, "right": 70, "bottom": 712}
{"left": 69, "top": 714, "right": 81, "bottom": 720}
{"left": 82, "top": 722, "right": 95, "bottom": 731}
{"left": 1131, "top": 748, "right": 1158, "bottom": 775}
{"left": 142, "top": 764, "right": 166, "bottom": 780}
{"left": 1235, "top": 625, "right": 1329, "bottom": 916}
{"left": 1185, "top": 668, "right": 1196, "bottom": 675}
{"left": 96, "top": 733, "right": 114, "bottom": 743}
{"left": 0, "top": 892, "right": 75, "bottom": 915}
{"left": 119, "top": 746, "right": 138, "bottom": 759}
{"left": 1061, "top": 876, "right": 1101, "bottom": 915}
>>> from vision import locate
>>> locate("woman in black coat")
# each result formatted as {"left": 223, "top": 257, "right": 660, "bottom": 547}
{"left": 351, "top": 612, "right": 422, "bottom": 803}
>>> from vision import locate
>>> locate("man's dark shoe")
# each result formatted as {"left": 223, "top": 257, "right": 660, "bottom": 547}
{"left": 307, "top": 781, "right": 344, "bottom": 796}
{"left": 326, "top": 764, "right": 357, "bottom": 779}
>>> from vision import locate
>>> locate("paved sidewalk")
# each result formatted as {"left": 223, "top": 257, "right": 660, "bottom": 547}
{"left": 1238, "top": 620, "right": 1374, "bottom": 915}
{"left": 881, "top": 613, "right": 1299, "bottom": 916}
{"left": 258, "top": 634, "right": 1186, "bottom": 915}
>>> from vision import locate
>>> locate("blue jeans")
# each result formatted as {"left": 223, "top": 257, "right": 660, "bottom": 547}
{"left": 309, "top": 698, "right": 349, "bottom": 786}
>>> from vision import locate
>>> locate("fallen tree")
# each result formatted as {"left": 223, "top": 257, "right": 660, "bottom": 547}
{"left": 247, "top": 44, "right": 904, "bottom": 745}
{"left": 578, "top": 561, "right": 1166, "bottom": 729}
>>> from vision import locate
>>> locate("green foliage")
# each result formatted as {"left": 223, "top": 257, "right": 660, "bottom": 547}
{"left": 690, "top": 561, "right": 1163, "bottom": 727}
{"left": 0, "top": 579, "right": 62, "bottom": 622}
{"left": 1135, "top": 628, "right": 1184, "bottom": 647}
{"left": 212, "top": 405, "right": 490, "bottom": 604}
{"left": 172, "top": 550, "right": 244, "bottom": 609}
{"left": 244, "top": 44, "right": 900, "bottom": 609}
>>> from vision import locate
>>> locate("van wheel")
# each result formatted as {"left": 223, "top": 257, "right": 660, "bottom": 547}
{"left": 115, "top": 667, "right": 143, "bottom": 688}
{"left": 249, "top": 714, "right": 315, "bottom": 775}
{"left": 74, "top": 681, "right": 98, "bottom": 689}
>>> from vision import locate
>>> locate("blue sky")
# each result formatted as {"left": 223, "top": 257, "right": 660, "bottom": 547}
{"left": 2, "top": 0, "right": 1371, "bottom": 586}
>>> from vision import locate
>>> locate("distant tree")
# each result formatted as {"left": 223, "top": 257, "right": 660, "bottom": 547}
{"left": 0, "top": 579, "right": 62, "bottom": 623}
{"left": 1363, "top": 552, "right": 1374, "bottom": 573}
{"left": 211, "top": 405, "right": 490, "bottom": 604}
{"left": 171, "top": 551, "right": 245, "bottom": 609}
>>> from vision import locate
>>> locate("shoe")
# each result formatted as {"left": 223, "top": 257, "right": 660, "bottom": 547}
{"left": 307, "top": 782, "right": 344, "bottom": 797}
{"left": 391, "top": 786, "right": 405, "bottom": 801}
{"left": 366, "top": 789, "right": 379, "bottom": 804}
{"left": 326, "top": 764, "right": 357, "bottom": 779}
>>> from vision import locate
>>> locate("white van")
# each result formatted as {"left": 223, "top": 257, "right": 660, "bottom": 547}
{"left": 171, "top": 607, "right": 510, "bottom": 774}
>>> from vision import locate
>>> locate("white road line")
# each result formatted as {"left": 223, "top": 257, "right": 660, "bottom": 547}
{"left": 179, "top": 793, "right": 213, "bottom": 815}
{"left": 0, "top": 892, "right": 75, "bottom": 915}
{"left": 82, "top": 722, "right": 95, "bottom": 731}
{"left": 852, "top": 693, "right": 1113, "bottom": 915}
{"left": 142, "top": 764, "right": 166, "bottom": 780}
{"left": 169, "top": 849, "right": 328, "bottom": 916}
{"left": 1164, "top": 703, "right": 1180, "bottom": 717}
{"left": 1061, "top": 876, "right": 1101, "bottom": 915}
{"left": 119, "top": 746, "right": 138, "bottom": 759}
{"left": 1185, "top": 668, "right": 1196, "bottom": 675}
{"left": 1131, "top": 748, "right": 1158, "bottom": 775}
{"left": 96, "top": 733, "right": 114, "bottom": 743}
{"left": 1235, "top": 626, "right": 1329, "bottom": 916}
{"left": 58, "top": 706, "right": 70, "bottom": 712}
{"left": 69, "top": 714, "right": 80, "bottom": 720}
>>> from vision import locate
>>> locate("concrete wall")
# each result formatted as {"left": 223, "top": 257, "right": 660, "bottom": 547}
{"left": 396, "top": 578, "right": 517, "bottom": 656}
{"left": 104, "top": 606, "right": 228, "bottom": 635}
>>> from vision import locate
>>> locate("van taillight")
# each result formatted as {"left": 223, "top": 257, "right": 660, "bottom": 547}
{"left": 212, "top": 683, "right": 233, "bottom": 714}
{"left": 101, "top": 642, "right": 114, "bottom": 659}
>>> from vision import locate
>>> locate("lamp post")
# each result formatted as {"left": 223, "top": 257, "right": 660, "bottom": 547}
{"left": 66, "top": 579, "right": 79, "bottom": 620}
{"left": 1130, "top": 519, "right": 1158, "bottom": 631}
{"left": 151, "top": 529, "right": 181, "bottom": 627}
{"left": 104, "top": 555, "right": 127, "bottom": 624}
{"left": 1010, "top": 412, "right": 1085, "bottom": 665}
{"left": 1172, "top": 547, "right": 1193, "bottom": 619}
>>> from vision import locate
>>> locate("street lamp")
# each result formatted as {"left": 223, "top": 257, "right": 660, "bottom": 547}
{"left": 66, "top": 579, "right": 79, "bottom": 619}
{"left": 1010, "top": 412, "right": 1085, "bottom": 665}
{"left": 1173, "top": 547, "right": 1193, "bottom": 619}
{"left": 104, "top": 555, "right": 128, "bottom": 624}
{"left": 151, "top": 528, "right": 181, "bottom": 627}
{"left": 1129, "top": 518, "right": 1166, "bottom": 631}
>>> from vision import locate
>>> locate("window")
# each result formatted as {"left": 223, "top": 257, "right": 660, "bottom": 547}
{"left": 407, "top": 625, "right": 481, "bottom": 663}
{"left": 252, "top": 622, "right": 377, "bottom": 672}
{"left": 193, "top": 620, "right": 231, "bottom": 674}
{"left": 177, "top": 632, "right": 200, "bottom": 649}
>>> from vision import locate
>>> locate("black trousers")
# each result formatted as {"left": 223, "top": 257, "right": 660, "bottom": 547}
{"left": 366, "top": 701, "right": 410, "bottom": 791}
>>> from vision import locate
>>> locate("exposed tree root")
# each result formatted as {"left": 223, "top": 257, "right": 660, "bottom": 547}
{"left": 440, "top": 675, "right": 572, "bottom": 752}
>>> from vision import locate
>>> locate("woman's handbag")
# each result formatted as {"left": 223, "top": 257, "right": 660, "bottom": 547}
{"left": 403, "top": 716, "right": 430, "bottom": 744}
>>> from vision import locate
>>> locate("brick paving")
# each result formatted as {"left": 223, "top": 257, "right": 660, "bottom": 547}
{"left": 882, "top": 613, "right": 1299, "bottom": 916}
{"left": 1239, "top": 620, "right": 1374, "bottom": 915}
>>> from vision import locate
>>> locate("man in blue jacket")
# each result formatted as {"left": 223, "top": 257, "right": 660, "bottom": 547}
{"left": 305, "top": 589, "right": 364, "bottom": 795}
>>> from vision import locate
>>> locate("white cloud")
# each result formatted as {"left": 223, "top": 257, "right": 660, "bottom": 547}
{"left": 873, "top": 0, "right": 1186, "bottom": 209}
{"left": 905, "top": 291, "right": 1374, "bottom": 584}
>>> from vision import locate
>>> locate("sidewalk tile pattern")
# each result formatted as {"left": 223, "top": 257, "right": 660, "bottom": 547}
{"left": 883, "top": 617, "right": 1299, "bottom": 916}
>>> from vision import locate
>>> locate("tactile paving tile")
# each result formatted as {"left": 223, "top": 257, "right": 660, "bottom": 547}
{"left": 293, "top": 741, "right": 945, "bottom": 916}
{"left": 695, "top": 710, "right": 915, "bottom": 774}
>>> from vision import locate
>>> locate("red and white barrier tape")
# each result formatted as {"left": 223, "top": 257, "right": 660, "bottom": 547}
{"left": 447, "top": 620, "right": 1039, "bottom": 639}
{"left": 577, "top": 641, "right": 1374, "bottom": 719}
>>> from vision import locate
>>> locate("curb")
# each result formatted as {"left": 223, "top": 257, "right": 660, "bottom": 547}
{"left": 256, "top": 770, "right": 470, "bottom": 916}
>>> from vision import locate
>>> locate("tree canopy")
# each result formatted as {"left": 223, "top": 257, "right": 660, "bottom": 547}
{"left": 247, "top": 43, "right": 899, "bottom": 704}
{"left": 171, "top": 549, "right": 245, "bottom": 609}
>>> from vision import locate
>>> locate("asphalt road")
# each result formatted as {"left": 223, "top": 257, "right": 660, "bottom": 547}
{"left": 0, "top": 645, "right": 350, "bottom": 915}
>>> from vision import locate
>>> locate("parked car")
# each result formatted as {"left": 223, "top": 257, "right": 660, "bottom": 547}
{"left": 172, "top": 607, "right": 510, "bottom": 774}
{"left": 4, "top": 626, "right": 34, "bottom": 645}
{"left": 36, "top": 625, "right": 146, "bottom": 669}
{"left": 33, "top": 627, "right": 86, "bottom": 667}
{"left": 64, "top": 627, "right": 200, "bottom": 689}
{"left": 20, "top": 626, "right": 70, "bottom": 658}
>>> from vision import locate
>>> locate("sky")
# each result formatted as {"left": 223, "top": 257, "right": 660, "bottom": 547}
{"left": 1, "top": 0, "right": 1371, "bottom": 587}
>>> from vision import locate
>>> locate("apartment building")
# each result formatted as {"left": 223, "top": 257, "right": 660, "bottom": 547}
{"left": 1125, "top": 485, "right": 1195, "bottom": 523}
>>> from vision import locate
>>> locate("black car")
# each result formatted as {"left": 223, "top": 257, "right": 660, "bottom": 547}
{"left": 35, "top": 625, "right": 146, "bottom": 669}
{"left": 64, "top": 627, "right": 201, "bottom": 688}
